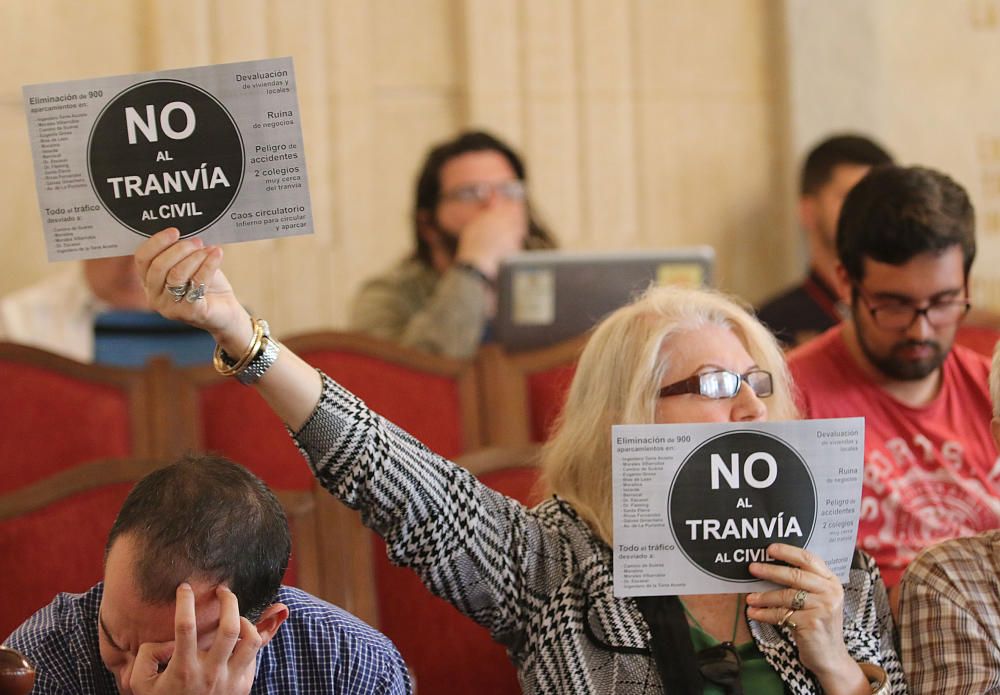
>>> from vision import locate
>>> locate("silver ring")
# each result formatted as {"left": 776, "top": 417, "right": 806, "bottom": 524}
{"left": 791, "top": 589, "right": 807, "bottom": 611}
{"left": 185, "top": 283, "right": 206, "bottom": 303}
{"left": 166, "top": 281, "right": 190, "bottom": 302}
{"left": 779, "top": 608, "right": 797, "bottom": 630}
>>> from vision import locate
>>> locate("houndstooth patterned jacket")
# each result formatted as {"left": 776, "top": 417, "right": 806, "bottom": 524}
{"left": 294, "top": 375, "right": 908, "bottom": 694}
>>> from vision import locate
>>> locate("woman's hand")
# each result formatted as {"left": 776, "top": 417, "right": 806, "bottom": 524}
{"left": 134, "top": 228, "right": 250, "bottom": 352}
{"left": 135, "top": 227, "right": 322, "bottom": 430}
{"left": 747, "top": 543, "right": 869, "bottom": 695}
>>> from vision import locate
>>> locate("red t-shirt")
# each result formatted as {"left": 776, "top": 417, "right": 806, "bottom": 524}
{"left": 788, "top": 325, "right": 1000, "bottom": 586}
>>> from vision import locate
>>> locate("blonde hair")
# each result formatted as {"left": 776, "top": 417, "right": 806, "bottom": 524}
{"left": 538, "top": 284, "right": 798, "bottom": 546}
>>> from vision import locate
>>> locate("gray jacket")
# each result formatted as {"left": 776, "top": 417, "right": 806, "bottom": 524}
{"left": 349, "top": 258, "right": 488, "bottom": 359}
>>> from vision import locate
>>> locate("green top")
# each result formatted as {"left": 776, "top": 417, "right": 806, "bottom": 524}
{"left": 681, "top": 598, "right": 785, "bottom": 695}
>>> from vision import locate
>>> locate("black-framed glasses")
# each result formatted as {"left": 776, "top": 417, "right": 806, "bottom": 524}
{"left": 439, "top": 180, "right": 526, "bottom": 204}
{"left": 697, "top": 641, "right": 743, "bottom": 694}
{"left": 855, "top": 286, "right": 971, "bottom": 331}
{"left": 658, "top": 369, "right": 773, "bottom": 400}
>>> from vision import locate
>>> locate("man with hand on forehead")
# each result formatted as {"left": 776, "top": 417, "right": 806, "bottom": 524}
{"left": 350, "top": 129, "right": 557, "bottom": 358}
{"left": 4, "top": 454, "right": 411, "bottom": 694}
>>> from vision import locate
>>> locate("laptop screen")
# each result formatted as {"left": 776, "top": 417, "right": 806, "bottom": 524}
{"left": 494, "top": 247, "right": 714, "bottom": 351}
{"left": 93, "top": 310, "right": 216, "bottom": 367}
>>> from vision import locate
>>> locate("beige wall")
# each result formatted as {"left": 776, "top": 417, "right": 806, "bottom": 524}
{"left": 7, "top": 2, "right": 1000, "bottom": 336}
{"left": 785, "top": 0, "right": 1000, "bottom": 310}
{"left": 2, "top": 1, "right": 798, "bottom": 336}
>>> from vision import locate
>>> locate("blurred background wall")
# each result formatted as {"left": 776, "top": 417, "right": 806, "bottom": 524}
{"left": 1, "top": 0, "right": 998, "bottom": 335}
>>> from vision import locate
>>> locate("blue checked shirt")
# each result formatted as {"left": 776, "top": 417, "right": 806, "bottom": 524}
{"left": 3, "top": 584, "right": 411, "bottom": 694}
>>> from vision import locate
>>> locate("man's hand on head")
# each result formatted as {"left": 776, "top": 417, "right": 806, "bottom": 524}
{"left": 130, "top": 584, "right": 261, "bottom": 695}
{"left": 454, "top": 200, "right": 528, "bottom": 279}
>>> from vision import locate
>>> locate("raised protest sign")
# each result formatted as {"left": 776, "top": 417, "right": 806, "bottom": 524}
{"left": 23, "top": 57, "right": 312, "bottom": 261}
{"left": 612, "top": 418, "right": 864, "bottom": 596}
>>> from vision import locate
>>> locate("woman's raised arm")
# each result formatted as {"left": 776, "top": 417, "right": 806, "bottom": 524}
{"left": 134, "top": 228, "right": 321, "bottom": 431}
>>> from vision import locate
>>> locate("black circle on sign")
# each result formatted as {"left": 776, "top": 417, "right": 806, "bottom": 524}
{"left": 87, "top": 79, "right": 244, "bottom": 238}
{"left": 668, "top": 430, "right": 816, "bottom": 581}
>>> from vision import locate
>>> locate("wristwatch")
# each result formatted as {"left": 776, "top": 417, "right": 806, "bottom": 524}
{"left": 235, "top": 334, "right": 281, "bottom": 385}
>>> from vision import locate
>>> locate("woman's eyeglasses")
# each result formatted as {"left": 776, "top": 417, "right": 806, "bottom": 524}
{"left": 697, "top": 641, "right": 743, "bottom": 694}
{"left": 658, "top": 369, "right": 773, "bottom": 400}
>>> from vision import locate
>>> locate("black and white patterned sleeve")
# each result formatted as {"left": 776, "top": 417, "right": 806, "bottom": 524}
{"left": 292, "top": 373, "right": 568, "bottom": 646}
{"left": 845, "top": 552, "right": 908, "bottom": 694}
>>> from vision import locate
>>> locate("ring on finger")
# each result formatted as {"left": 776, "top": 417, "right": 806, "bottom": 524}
{"left": 166, "top": 281, "right": 191, "bottom": 302}
{"left": 185, "top": 282, "right": 206, "bottom": 303}
{"left": 791, "top": 589, "right": 807, "bottom": 611}
{"left": 778, "top": 608, "right": 797, "bottom": 630}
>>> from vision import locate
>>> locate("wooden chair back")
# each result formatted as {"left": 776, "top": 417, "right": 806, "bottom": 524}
{"left": 159, "top": 332, "right": 484, "bottom": 606}
{"left": 477, "top": 336, "right": 588, "bottom": 445}
{"left": 0, "top": 457, "right": 155, "bottom": 638}
{"left": 0, "top": 343, "right": 155, "bottom": 490}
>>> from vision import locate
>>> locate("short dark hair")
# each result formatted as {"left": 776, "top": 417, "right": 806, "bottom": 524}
{"left": 412, "top": 129, "right": 557, "bottom": 265}
{"left": 837, "top": 165, "right": 976, "bottom": 284}
{"left": 106, "top": 454, "right": 291, "bottom": 621}
{"left": 800, "top": 134, "right": 893, "bottom": 196}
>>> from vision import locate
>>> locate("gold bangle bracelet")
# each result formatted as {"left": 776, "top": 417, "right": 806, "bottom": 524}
{"left": 858, "top": 662, "right": 889, "bottom": 695}
{"left": 214, "top": 330, "right": 261, "bottom": 376}
{"left": 224, "top": 319, "right": 264, "bottom": 375}
{"left": 213, "top": 317, "right": 265, "bottom": 377}
{"left": 214, "top": 318, "right": 260, "bottom": 375}
{"left": 231, "top": 320, "right": 265, "bottom": 373}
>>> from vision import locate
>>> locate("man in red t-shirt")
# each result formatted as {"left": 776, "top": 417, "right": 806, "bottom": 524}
{"left": 788, "top": 165, "right": 1000, "bottom": 591}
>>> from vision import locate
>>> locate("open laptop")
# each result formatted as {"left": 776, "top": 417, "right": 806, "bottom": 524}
{"left": 93, "top": 310, "right": 216, "bottom": 367}
{"left": 494, "top": 247, "right": 715, "bottom": 351}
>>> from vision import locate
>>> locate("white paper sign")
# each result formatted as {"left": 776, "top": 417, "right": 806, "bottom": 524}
{"left": 612, "top": 418, "right": 864, "bottom": 596}
{"left": 23, "top": 57, "right": 313, "bottom": 261}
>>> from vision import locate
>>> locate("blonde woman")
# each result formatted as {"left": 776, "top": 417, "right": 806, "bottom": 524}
{"left": 134, "top": 229, "right": 903, "bottom": 695}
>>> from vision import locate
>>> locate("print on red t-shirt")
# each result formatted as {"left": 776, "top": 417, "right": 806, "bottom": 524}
{"left": 788, "top": 326, "right": 1000, "bottom": 586}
